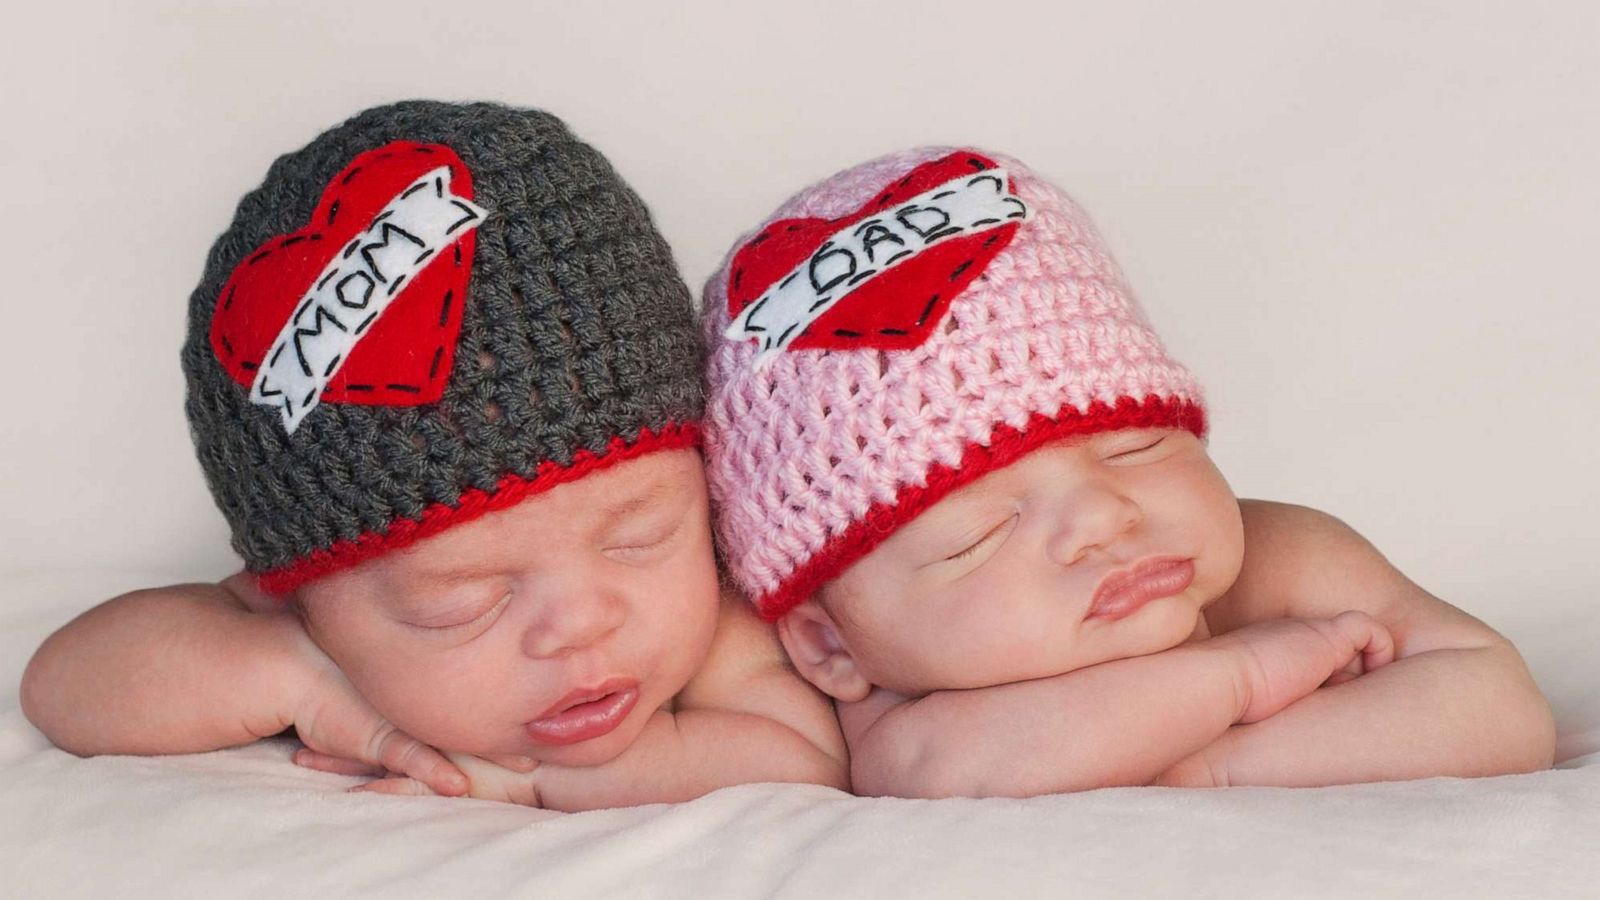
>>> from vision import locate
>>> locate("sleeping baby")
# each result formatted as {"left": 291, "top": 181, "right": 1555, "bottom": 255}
{"left": 698, "top": 146, "right": 1556, "bottom": 796}
{"left": 20, "top": 101, "right": 846, "bottom": 810}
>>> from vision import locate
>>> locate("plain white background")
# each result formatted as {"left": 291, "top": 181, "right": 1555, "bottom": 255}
{"left": 1, "top": 2, "right": 1595, "bottom": 645}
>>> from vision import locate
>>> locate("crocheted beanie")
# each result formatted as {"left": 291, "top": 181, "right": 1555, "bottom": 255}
{"left": 182, "top": 101, "right": 703, "bottom": 595}
{"left": 703, "top": 147, "right": 1206, "bottom": 621}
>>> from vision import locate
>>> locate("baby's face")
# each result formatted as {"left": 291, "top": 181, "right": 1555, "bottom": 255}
{"left": 295, "top": 449, "right": 720, "bottom": 767}
{"left": 791, "top": 428, "right": 1244, "bottom": 698}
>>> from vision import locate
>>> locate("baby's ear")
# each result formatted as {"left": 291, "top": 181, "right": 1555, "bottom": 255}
{"left": 777, "top": 599, "right": 872, "bottom": 703}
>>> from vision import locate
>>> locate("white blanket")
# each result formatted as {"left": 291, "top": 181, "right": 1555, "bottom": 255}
{"left": 4, "top": 571, "right": 1597, "bottom": 899}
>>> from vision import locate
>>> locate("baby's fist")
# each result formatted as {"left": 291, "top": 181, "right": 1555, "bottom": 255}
{"left": 1223, "top": 612, "right": 1396, "bottom": 724}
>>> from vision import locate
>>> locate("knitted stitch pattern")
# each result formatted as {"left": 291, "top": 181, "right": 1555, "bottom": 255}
{"left": 183, "top": 101, "right": 704, "bottom": 593}
{"left": 703, "top": 147, "right": 1206, "bottom": 621}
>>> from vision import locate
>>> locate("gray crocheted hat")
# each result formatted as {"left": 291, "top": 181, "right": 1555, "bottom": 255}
{"left": 181, "top": 100, "right": 704, "bottom": 594}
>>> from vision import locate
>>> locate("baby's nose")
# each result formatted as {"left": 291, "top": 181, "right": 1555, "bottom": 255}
{"left": 1046, "top": 486, "right": 1141, "bottom": 567}
{"left": 521, "top": 593, "right": 627, "bottom": 659}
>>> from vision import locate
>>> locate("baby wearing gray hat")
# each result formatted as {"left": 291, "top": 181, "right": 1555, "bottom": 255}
{"left": 21, "top": 101, "right": 846, "bottom": 808}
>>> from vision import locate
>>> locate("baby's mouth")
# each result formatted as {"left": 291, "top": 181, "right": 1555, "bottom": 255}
{"left": 525, "top": 677, "right": 641, "bottom": 746}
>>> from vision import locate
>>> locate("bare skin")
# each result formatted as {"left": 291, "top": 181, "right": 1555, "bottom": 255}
{"left": 20, "top": 450, "right": 847, "bottom": 810}
{"left": 777, "top": 428, "right": 1556, "bottom": 798}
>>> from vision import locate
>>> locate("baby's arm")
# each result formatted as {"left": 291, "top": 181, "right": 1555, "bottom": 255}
{"left": 846, "top": 613, "right": 1393, "bottom": 799}
{"left": 20, "top": 573, "right": 466, "bottom": 794}
{"left": 1154, "top": 502, "right": 1556, "bottom": 788}
{"left": 364, "top": 597, "right": 849, "bottom": 810}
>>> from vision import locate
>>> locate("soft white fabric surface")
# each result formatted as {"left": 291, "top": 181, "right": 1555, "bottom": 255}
{"left": 3, "top": 570, "right": 1597, "bottom": 899}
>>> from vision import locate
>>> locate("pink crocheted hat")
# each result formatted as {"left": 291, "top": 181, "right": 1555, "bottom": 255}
{"left": 703, "top": 147, "right": 1207, "bottom": 621}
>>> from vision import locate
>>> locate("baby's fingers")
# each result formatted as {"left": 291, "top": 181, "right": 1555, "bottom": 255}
{"left": 349, "top": 776, "right": 437, "bottom": 797}
{"left": 1329, "top": 611, "right": 1396, "bottom": 674}
{"left": 367, "top": 726, "right": 469, "bottom": 797}
{"left": 293, "top": 748, "right": 383, "bottom": 777}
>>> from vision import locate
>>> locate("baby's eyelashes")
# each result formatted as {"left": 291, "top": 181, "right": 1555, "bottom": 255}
{"left": 934, "top": 513, "right": 1021, "bottom": 568}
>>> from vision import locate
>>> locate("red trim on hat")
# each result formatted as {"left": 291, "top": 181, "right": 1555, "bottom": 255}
{"left": 255, "top": 422, "right": 702, "bottom": 597}
{"left": 751, "top": 396, "right": 1207, "bottom": 622}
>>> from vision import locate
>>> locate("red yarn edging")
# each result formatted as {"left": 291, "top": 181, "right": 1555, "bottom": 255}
{"left": 751, "top": 396, "right": 1207, "bottom": 622}
{"left": 255, "top": 422, "right": 702, "bottom": 597}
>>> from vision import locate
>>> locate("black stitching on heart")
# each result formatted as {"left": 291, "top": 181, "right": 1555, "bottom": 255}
{"left": 808, "top": 296, "right": 830, "bottom": 313}
{"left": 428, "top": 346, "right": 444, "bottom": 379}
{"left": 309, "top": 233, "right": 323, "bottom": 242}
{"left": 883, "top": 249, "right": 913, "bottom": 265}
{"left": 386, "top": 273, "right": 408, "bottom": 297}
{"left": 847, "top": 269, "right": 876, "bottom": 286}
{"left": 786, "top": 223, "right": 802, "bottom": 232}
{"left": 247, "top": 248, "right": 272, "bottom": 265}
{"left": 371, "top": 211, "right": 393, "bottom": 225}
{"left": 879, "top": 328, "right": 908, "bottom": 336}
{"left": 949, "top": 261, "right": 972, "bottom": 281}
{"left": 732, "top": 268, "right": 743, "bottom": 292}
{"left": 345, "top": 383, "right": 373, "bottom": 392}
{"left": 385, "top": 383, "right": 421, "bottom": 393}
{"left": 281, "top": 235, "right": 305, "bottom": 249}
{"left": 438, "top": 290, "right": 453, "bottom": 327}
{"left": 316, "top": 270, "right": 338, "bottom": 291}
{"left": 340, "top": 166, "right": 363, "bottom": 186}
{"left": 400, "top": 181, "right": 430, "bottom": 200}
{"left": 966, "top": 157, "right": 986, "bottom": 170}
{"left": 220, "top": 335, "right": 234, "bottom": 357}
{"left": 354, "top": 311, "right": 378, "bottom": 334}
{"left": 415, "top": 146, "right": 435, "bottom": 155}
{"left": 776, "top": 322, "right": 799, "bottom": 346}
{"left": 414, "top": 247, "right": 434, "bottom": 265}
{"left": 917, "top": 293, "right": 941, "bottom": 326}
{"left": 745, "top": 295, "right": 770, "bottom": 321}
{"left": 779, "top": 271, "right": 798, "bottom": 289}
{"left": 322, "top": 354, "right": 343, "bottom": 378}
{"left": 747, "top": 231, "right": 770, "bottom": 247}
{"left": 343, "top": 239, "right": 360, "bottom": 259}
{"left": 374, "top": 151, "right": 393, "bottom": 161}
{"left": 269, "top": 344, "right": 285, "bottom": 367}
{"left": 899, "top": 174, "right": 914, "bottom": 187}
{"left": 444, "top": 200, "right": 479, "bottom": 235}
{"left": 924, "top": 226, "right": 961, "bottom": 242}
{"left": 326, "top": 200, "right": 340, "bottom": 226}
{"left": 240, "top": 360, "right": 257, "bottom": 372}
{"left": 223, "top": 285, "right": 236, "bottom": 311}
{"left": 832, "top": 328, "right": 862, "bottom": 338}
{"left": 453, "top": 244, "right": 462, "bottom": 266}
{"left": 983, "top": 233, "right": 1002, "bottom": 248}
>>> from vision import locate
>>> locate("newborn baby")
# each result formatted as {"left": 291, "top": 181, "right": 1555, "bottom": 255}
{"left": 700, "top": 146, "right": 1555, "bottom": 797}
{"left": 21, "top": 101, "right": 845, "bottom": 810}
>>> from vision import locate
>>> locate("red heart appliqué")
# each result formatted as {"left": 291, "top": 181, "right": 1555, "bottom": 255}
{"left": 209, "top": 140, "right": 477, "bottom": 407}
{"left": 725, "top": 150, "right": 1023, "bottom": 354}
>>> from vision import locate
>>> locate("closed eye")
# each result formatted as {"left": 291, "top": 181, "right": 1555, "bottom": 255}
{"left": 408, "top": 592, "right": 510, "bottom": 631}
{"left": 1108, "top": 435, "right": 1166, "bottom": 460}
{"left": 604, "top": 518, "right": 684, "bottom": 559}
{"left": 944, "top": 513, "right": 1019, "bottom": 563}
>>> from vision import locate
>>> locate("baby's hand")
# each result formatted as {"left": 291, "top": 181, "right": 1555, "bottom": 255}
{"left": 1218, "top": 612, "right": 1396, "bottom": 724}
{"left": 350, "top": 753, "right": 543, "bottom": 806}
{"left": 285, "top": 628, "right": 468, "bottom": 797}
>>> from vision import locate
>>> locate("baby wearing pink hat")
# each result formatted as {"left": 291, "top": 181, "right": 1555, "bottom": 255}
{"left": 703, "top": 147, "right": 1555, "bottom": 796}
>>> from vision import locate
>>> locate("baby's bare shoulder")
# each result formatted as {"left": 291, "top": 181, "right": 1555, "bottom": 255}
{"left": 676, "top": 591, "right": 846, "bottom": 758}
{"left": 1210, "top": 500, "right": 1501, "bottom": 654}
